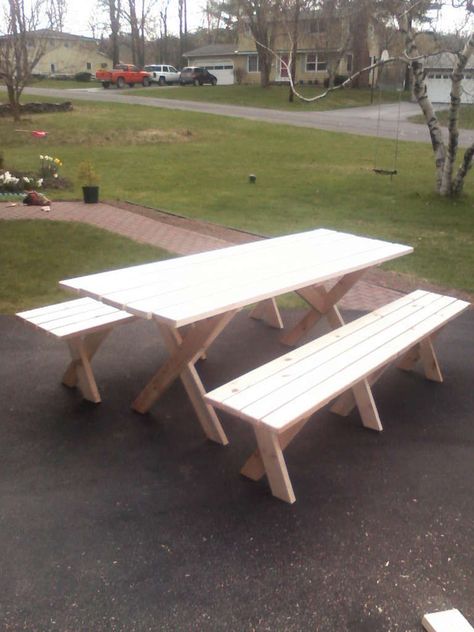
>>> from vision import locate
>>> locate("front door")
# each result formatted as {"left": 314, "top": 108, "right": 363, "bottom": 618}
{"left": 278, "top": 55, "right": 290, "bottom": 82}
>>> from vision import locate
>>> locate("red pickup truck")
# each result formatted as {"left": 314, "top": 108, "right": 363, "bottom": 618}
{"left": 96, "top": 64, "right": 151, "bottom": 89}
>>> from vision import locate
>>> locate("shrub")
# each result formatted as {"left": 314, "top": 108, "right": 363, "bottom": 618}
{"left": 234, "top": 67, "right": 245, "bottom": 85}
{"left": 75, "top": 72, "right": 93, "bottom": 82}
{"left": 323, "top": 75, "right": 348, "bottom": 88}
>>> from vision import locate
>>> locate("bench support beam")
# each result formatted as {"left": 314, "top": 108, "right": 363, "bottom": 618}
{"left": 63, "top": 329, "right": 112, "bottom": 403}
{"left": 253, "top": 426, "right": 296, "bottom": 504}
{"left": 241, "top": 417, "right": 310, "bottom": 483}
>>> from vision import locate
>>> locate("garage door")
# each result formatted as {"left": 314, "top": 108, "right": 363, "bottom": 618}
{"left": 426, "top": 72, "right": 474, "bottom": 103}
{"left": 203, "top": 60, "right": 234, "bottom": 85}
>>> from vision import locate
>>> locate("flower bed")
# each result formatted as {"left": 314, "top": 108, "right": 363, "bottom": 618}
{"left": 0, "top": 155, "right": 70, "bottom": 195}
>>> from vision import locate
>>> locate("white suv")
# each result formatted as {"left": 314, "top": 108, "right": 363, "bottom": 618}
{"left": 144, "top": 65, "right": 180, "bottom": 85}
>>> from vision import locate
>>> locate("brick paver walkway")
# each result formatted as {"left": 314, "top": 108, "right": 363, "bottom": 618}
{"left": 1, "top": 200, "right": 404, "bottom": 311}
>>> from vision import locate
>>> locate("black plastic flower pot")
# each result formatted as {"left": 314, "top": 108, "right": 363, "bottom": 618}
{"left": 82, "top": 186, "right": 99, "bottom": 204}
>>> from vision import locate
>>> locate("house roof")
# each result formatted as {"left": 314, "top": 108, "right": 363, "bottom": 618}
{"left": 185, "top": 44, "right": 238, "bottom": 58}
{"left": 34, "top": 29, "right": 98, "bottom": 43}
{"left": 424, "top": 52, "right": 474, "bottom": 70}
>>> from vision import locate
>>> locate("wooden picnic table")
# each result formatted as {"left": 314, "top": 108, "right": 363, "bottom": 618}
{"left": 60, "top": 228, "right": 413, "bottom": 445}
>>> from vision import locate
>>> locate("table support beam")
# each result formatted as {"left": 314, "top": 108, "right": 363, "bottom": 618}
{"left": 249, "top": 298, "right": 284, "bottom": 329}
{"left": 132, "top": 311, "right": 237, "bottom": 443}
{"left": 280, "top": 269, "right": 366, "bottom": 347}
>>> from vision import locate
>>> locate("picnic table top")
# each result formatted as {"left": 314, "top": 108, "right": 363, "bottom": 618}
{"left": 60, "top": 228, "right": 413, "bottom": 328}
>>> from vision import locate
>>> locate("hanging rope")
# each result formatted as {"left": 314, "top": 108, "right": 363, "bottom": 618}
{"left": 373, "top": 78, "right": 403, "bottom": 179}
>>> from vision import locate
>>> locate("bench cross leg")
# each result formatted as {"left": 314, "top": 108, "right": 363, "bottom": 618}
{"left": 332, "top": 334, "right": 444, "bottom": 420}
{"left": 63, "top": 329, "right": 112, "bottom": 403}
{"left": 253, "top": 425, "right": 296, "bottom": 504}
{"left": 241, "top": 416, "right": 310, "bottom": 482}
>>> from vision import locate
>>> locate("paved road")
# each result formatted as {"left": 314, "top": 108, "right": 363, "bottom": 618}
{"left": 6, "top": 85, "right": 474, "bottom": 146}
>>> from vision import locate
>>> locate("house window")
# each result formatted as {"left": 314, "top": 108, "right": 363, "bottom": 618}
{"left": 306, "top": 53, "right": 316, "bottom": 72}
{"left": 86, "top": 62, "right": 91, "bottom": 70}
{"left": 306, "top": 53, "right": 327, "bottom": 72}
{"left": 346, "top": 53, "right": 353, "bottom": 73}
{"left": 101, "top": 62, "right": 108, "bottom": 68}
{"left": 248, "top": 55, "right": 260, "bottom": 73}
{"left": 309, "top": 18, "right": 326, "bottom": 33}
{"left": 50, "top": 63, "right": 55, "bottom": 73}
{"left": 316, "top": 54, "right": 328, "bottom": 71}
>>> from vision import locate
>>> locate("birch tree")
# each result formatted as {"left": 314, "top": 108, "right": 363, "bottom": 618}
{"left": 274, "top": 2, "right": 474, "bottom": 196}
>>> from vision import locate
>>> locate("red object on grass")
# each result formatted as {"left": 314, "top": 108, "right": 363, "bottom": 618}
{"left": 31, "top": 130, "right": 47, "bottom": 138}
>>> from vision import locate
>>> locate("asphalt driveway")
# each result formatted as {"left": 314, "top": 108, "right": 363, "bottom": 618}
{"left": 1, "top": 307, "right": 472, "bottom": 631}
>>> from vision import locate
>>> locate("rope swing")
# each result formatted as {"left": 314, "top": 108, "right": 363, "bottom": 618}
{"left": 372, "top": 50, "right": 403, "bottom": 180}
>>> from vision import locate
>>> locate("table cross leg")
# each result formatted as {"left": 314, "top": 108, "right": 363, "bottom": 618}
{"left": 132, "top": 310, "right": 237, "bottom": 424}
{"left": 157, "top": 323, "right": 229, "bottom": 445}
{"left": 280, "top": 269, "right": 366, "bottom": 347}
{"left": 249, "top": 298, "right": 284, "bottom": 329}
{"left": 63, "top": 329, "right": 111, "bottom": 403}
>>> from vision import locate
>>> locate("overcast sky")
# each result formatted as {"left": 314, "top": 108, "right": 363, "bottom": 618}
{"left": 63, "top": 0, "right": 471, "bottom": 40}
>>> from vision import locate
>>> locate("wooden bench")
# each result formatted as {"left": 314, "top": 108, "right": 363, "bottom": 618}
{"left": 17, "top": 297, "right": 135, "bottom": 403}
{"left": 205, "top": 290, "right": 470, "bottom": 503}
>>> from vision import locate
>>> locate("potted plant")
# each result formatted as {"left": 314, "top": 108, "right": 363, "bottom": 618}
{"left": 78, "top": 161, "right": 100, "bottom": 204}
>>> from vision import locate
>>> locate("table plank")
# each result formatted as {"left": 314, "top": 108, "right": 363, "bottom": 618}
{"left": 60, "top": 229, "right": 412, "bottom": 328}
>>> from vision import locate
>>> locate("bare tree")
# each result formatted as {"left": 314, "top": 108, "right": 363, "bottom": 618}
{"left": 45, "top": 0, "right": 68, "bottom": 31}
{"left": 158, "top": 0, "right": 170, "bottom": 60}
{"left": 178, "top": 0, "right": 188, "bottom": 63}
{"left": 122, "top": 0, "right": 156, "bottom": 66}
{"left": 99, "top": 0, "right": 121, "bottom": 67}
{"left": 0, "top": 0, "right": 46, "bottom": 121}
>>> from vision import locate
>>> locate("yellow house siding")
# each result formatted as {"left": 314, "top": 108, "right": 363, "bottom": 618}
{"left": 33, "top": 36, "right": 112, "bottom": 76}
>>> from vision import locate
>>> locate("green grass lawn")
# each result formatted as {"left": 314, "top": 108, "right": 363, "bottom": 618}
{"left": 0, "top": 221, "right": 170, "bottom": 313}
{"left": 409, "top": 104, "right": 474, "bottom": 128}
{"left": 131, "top": 84, "right": 408, "bottom": 111}
{"left": 1, "top": 96, "right": 473, "bottom": 304}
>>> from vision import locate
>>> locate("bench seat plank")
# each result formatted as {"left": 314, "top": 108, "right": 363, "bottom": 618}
{"left": 17, "top": 297, "right": 136, "bottom": 402}
{"left": 17, "top": 298, "right": 134, "bottom": 339}
{"left": 205, "top": 290, "right": 469, "bottom": 502}
{"left": 206, "top": 291, "right": 468, "bottom": 432}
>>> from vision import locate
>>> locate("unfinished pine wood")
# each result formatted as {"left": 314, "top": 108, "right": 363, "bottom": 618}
{"left": 249, "top": 298, "right": 284, "bottom": 329}
{"left": 280, "top": 270, "right": 364, "bottom": 346}
{"left": 205, "top": 290, "right": 469, "bottom": 503}
{"left": 58, "top": 229, "right": 412, "bottom": 439}
{"left": 254, "top": 426, "right": 296, "bottom": 504}
{"left": 17, "top": 298, "right": 135, "bottom": 403}
{"left": 422, "top": 609, "right": 474, "bottom": 632}
{"left": 132, "top": 310, "right": 237, "bottom": 415}
{"left": 157, "top": 323, "right": 229, "bottom": 445}
{"left": 60, "top": 229, "right": 412, "bottom": 328}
